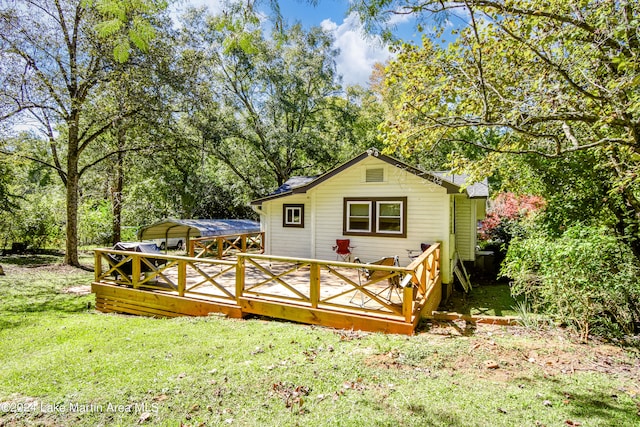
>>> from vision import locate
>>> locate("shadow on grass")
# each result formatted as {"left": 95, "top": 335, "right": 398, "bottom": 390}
{"left": 552, "top": 384, "right": 639, "bottom": 425}
{"left": 3, "top": 294, "right": 92, "bottom": 315}
{"left": 443, "top": 281, "right": 519, "bottom": 317}
{"left": 0, "top": 253, "right": 64, "bottom": 267}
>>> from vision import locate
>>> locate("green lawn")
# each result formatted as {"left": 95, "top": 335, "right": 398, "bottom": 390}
{"left": 1, "top": 253, "right": 639, "bottom": 426}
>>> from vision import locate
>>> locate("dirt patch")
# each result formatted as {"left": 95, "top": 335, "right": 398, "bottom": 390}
{"left": 366, "top": 321, "right": 640, "bottom": 387}
{"left": 62, "top": 285, "right": 92, "bottom": 295}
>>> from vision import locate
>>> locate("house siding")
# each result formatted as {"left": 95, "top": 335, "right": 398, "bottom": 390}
{"left": 454, "top": 195, "right": 476, "bottom": 261}
{"left": 263, "top": 194, "right": 312, "bottom": 258}
{"left": 311, "top": 157, "right": 453, "bottom": 282}
{"left": 258, "top": 156, "right": 482, "bottom": 284}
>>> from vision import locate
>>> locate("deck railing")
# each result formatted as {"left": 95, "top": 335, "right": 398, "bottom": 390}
{"left": 188, "top": 232, "right": 265, "bottom": 259}
{"left": 94, "top": 242, "right": 441, "bottom": 324}
{"left": 94, "top": 249, "right": 238, "bottom": 302}
{"left": 237, "top": 243, "right": 441, "bottom": 322}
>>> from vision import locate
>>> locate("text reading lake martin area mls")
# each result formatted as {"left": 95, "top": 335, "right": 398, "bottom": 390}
{"left": 0, "top": 401, "right": 159, "bottom": 414}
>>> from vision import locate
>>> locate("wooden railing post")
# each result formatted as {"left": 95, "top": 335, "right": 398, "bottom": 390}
{"left": 403, "top": 285, "right": 414, "bottom": 322}
{"left": 94, "top": 251, "right": 102, "bottom": 282}
{"left": 241, "top": 234, "right": 247, "bottom": 253}
{"left": 178, "top": 260, "right": 187, "bottom": 297}
{"left": 235, "top": 255, "right": 245, "bottom": 301}
{"left": 218, "top": 237, "right": 224, "bottom": 259}
{"left": 310, "top": 262, "right": 320, "bottom": 308}
{"left": 132, "top": 254, "right": 141, "bottom": 289}
{"left": 189, "top": 241, "right": 194, "bottom": 257}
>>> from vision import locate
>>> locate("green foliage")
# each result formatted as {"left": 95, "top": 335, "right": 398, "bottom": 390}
{"left": 0, "top": 190, "right": 65, "bottom": 250}
{"left": 502, "top": 225, "right": 640, "bottom": 340}
{"left": 0, "top": 158, "right": 16, "bottom": 212}
{"left": 86, "top": 0, "right": 168, "bottom": 62}
{"left": 374, "top": 0, "right": 640, "bottom": 259}
{"left": 78, "top": 199, "right": 113, "bottom": 246}
{"left": 181, "top": 5, "right": 362, "bottom": 194}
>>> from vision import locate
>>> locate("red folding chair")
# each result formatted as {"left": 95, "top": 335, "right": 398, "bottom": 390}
{"left": 332, "top": 239, "right": 354, "bottom": 262}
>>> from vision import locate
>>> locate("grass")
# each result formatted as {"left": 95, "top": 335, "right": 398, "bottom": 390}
{"left": 1, "top": 253, "right": 639, "bottom": 426}
{"left": 444, "top": 281, "right": 520, "bottom": 317}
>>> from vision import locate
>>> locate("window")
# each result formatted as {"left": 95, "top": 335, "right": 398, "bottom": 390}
{"left": 377, "top": 201, "right": 402, "bottom": 233}
{"left": 283, "top": 204, "right": 304, "bottom": 228}
{"left": 343, "top": 197, "right": 407, "bottom": 237}
{"left": 346, "top": 201, "right": 372, "bottom": 232}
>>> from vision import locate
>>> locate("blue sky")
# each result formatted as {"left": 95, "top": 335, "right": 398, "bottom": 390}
{"left": 178, "top": 0, "right": 419, "bottom": 87}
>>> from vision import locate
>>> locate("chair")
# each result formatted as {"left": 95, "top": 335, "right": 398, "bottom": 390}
{"left": 332, "top": 239, "right": 354, "bottom": 262}
{"left": 407, "top": 242, "right": 431, "bottom": 260}
{"left": 350, "top": 255, "right": 401, "bottom": 306}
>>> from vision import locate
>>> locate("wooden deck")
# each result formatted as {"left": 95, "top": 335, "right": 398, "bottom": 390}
{"left": 92, "top": 241, "right": 442, "bottom": 335}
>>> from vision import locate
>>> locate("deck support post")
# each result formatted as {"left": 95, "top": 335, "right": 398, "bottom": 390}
{"left": 310, "top": 262, "right": 320, "bottom": 308}
{"left": 94, "top": 251, "right": 102, "bottom": 282}
{"left": 218, "top": 237, "right": 224, "bottom": 259}
{"left": 403, "top": 285, "right": 414, "bottom": 323}
{"left": 132, "top": 254, "right": 140, "bottom": 289}
{"left": 236, "top": 255, "right": 245, "bottom": 301}
{"left": 178, "top": 261, "right": 187, "bottom": 296}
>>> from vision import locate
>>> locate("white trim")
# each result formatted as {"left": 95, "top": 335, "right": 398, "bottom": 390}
{"left": 346, "top": 201, "right": 372, "bottom": 232}
{"left": 375, "top": 200, "right": 403, "bottom": 234}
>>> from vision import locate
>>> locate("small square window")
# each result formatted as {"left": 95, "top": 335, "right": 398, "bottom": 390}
{"left": 283, "top": 204, "right": 304, "bottom": 228}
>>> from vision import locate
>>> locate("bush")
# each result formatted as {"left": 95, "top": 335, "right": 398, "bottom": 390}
{"left": 479, "top": 192, "right": 545, "bottom": 246}
{"left": 501, "top": 225, "right": 640, "bottom": 341}
{"left": 0, "top": 191, "right": 65, "bottom": 250}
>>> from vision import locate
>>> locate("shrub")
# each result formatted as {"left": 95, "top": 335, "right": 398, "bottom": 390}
{"left": 0, "top": 191, "right": 65, "bottom": 250}
{"left": 501, "top": 225, "right": 640, "bottom": 341}
{"left": 479, "top": 192, "right": 545, "bottom": 246}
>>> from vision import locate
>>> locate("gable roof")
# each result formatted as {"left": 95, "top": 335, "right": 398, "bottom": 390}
{"left": 250, "top": 148, "right": 488, "bottom": 205}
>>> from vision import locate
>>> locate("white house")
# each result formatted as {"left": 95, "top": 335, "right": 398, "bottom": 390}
{"left": 250, "top": 148, "right": 488, "bottom": 285}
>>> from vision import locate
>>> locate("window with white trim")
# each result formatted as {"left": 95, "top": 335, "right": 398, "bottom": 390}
{"left": 343, "top": 197, "right": 407, "bottom": 237}
{"left": 377, "top": 201, "right": 403, "bottom": 233}
{"left": 283, "top": 204, "right": 304, "bottom": 228}
{"left": 346, "top": 201, "right": 372, "bottom": 232}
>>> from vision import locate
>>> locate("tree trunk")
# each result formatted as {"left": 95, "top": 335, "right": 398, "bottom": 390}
{"left": 64, "top": 154, "right": 80, "bottom": 267}
{"left": 111, "top": 128, "right": 125, "bottom": 245}
{"left": 64, "top": 116, "right": 80, "bottom": 267}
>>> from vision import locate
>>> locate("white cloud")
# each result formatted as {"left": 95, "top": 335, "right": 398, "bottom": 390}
{"left": 321, "top": 13, "right": 392, "bottom": 88}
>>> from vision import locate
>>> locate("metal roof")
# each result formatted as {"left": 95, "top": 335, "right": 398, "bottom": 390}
{"left": 137, "top": 219, "right": 260, "bottom": 240}
{"left": 431, "top": 172, "right": 489, "bottom": 198}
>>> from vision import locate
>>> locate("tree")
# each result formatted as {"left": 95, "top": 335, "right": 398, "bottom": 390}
{"left": 358, "top": 0, "right": 640, "bottom": 259}
{"left": 0, "top": 0, "right": 170, "bottom": 265}
{"left": 180, "top": 5, "right": 360, "bottom": 196}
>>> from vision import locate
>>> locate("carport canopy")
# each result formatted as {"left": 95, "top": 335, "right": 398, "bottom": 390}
{"left": 137, "top": 219, "right": 260, "bottom": 241}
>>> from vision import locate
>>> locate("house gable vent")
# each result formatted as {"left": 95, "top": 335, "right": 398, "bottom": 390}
{"left": 366, "top": 167, "right": 384, "bottom": 182}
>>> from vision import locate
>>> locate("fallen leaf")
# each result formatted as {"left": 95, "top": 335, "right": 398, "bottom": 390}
{"left": 138, "top": 412, "right": 152, "bottom": 424}
{"left": 565, "top": 421, "right": 582, "bottom": 426}
{"left": 484, "top": 360, "right": 499, "bottom": 369}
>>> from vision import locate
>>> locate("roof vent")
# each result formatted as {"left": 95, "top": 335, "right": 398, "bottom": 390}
{"left": 366, "top": 167, "right": 384, "bottom": 182}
